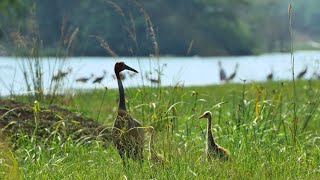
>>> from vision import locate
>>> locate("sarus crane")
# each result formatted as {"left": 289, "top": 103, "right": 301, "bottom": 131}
{"left": 112, "top": 62, "right": 144, "bottom": 167}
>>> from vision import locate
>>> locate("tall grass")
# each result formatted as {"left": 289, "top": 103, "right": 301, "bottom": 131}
{"left": 288, "top": 3, "right": 298, "bottom": 144}
{"left": 0, "top": 136, "right": 19, "bottom": 179}
{"left": 10, "top": 2, "right": 78, "bottom": 103}
{"left": 4, "top": 81, "right": 320, "bottom": 179}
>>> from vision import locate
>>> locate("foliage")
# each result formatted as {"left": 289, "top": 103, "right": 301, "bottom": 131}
{"left": 2, "top": 0, "right": 320, "bottom": 56}
{"left": 1, "top": 80, "right": 320, "bottom": 179}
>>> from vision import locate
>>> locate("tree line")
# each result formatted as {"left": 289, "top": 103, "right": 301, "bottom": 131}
{"left": 0, "top": 0, "right": 319, "bottom": 56}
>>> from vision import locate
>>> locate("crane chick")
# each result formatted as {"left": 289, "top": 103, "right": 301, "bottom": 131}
{"left": 199, "top": 111, "right": 230, "bottom": 160}
{"left": 146, "top": 126, "right": 168, "bottom": 168}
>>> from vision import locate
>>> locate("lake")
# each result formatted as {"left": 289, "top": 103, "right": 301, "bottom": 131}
{"left": 0, "top": 50, "right": 319, "bottom": 96}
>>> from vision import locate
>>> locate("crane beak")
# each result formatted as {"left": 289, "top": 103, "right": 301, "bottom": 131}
{"left": 124, "top": 64, "right": 138, "bottom": 73}
{"left": 198, "top": 113, "right": 206, "bottom": 119}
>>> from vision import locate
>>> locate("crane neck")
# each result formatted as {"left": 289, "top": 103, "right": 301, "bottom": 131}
{"left": 149, "top": 133, "right": 157, "bottom": 157}
{"left": 207, "top": 116, "right": 217, "bottom": 148}
{"left": 116, "top": 72, "right": 127, "bottom": 112}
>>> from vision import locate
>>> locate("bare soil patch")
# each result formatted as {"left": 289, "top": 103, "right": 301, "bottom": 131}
{"left": 0, "top": 99, "right": 111, "bottom": 147}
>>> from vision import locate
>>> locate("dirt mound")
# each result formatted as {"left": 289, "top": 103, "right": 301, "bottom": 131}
{"left": 0, "top": 99, "right": 111, "bottom": 147}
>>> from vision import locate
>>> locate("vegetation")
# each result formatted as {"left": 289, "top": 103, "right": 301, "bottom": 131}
{"left": 0, "top": 1, "right": 319, "bottom": 179}
{"left": 1, "top": 0, "right": 320, "bottom": 56}
{"left": 0, "top": 79, "right": 320, "bottom": 179}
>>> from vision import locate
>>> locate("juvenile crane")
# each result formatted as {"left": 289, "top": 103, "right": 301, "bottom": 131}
{"left": 112, "top": 62, "right": 144, "bottom": 167}
{"left": 146, "top": 126, "right": 168, "bottom": 167}
{"left": 199, "top": 111, "right": 230, "bottom": 160}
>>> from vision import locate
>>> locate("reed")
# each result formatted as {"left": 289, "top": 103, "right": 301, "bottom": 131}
{"left": 2, "top": 80, "right": 320, "bottom": 179}
{"left": 288, "top": 3, "right": 298, "bottom": 144}
{"left": 0, "top": 136, "right": 19, "bottom": 179}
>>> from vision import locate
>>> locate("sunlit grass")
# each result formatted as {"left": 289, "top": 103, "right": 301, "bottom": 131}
{"left": 2, "top": 79, "right": 319, "bottom": 179}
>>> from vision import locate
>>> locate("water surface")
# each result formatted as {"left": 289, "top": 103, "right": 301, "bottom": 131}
{"left": 0, "top": 50, "right": 319, "bottom": 96}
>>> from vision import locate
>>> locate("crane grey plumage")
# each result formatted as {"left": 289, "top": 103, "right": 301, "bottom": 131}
{"left": 112, "top": 62, "right": 144, "bottom": 167}
{"left": 297, "top": 66, "right": 308, "bottom": 79}
{"left": 52, "top": 68, "right": 72, "bottom": 81}
{"left": 218, "top": 61, "right": 227, "bottom": 81}
{"left": 93, "top": 70, "right": 107, "bottom": 84}
{"left": 267, "top": 69, "right": 273, "bottom": 81}
{"left": 267, "top": 73, "right": 273, "bottom": 81}
{"left": 226, "top": 63, "right": 239, "bottom": 82}
{"left": 199, "top": 111, "right": 230, "bottom": 160}
{"left": 76, "top": 73, "right": 94, "bottom": 83}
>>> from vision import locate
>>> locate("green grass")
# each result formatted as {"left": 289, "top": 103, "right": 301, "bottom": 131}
{"left": 2, "top": 79, "right": 320, "bottom": 179}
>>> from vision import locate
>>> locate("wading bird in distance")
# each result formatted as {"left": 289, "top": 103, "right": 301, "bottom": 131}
{"left": 75, "top": 73, "right": 94, "bottom": 83}
{"left": 226, "top": 63, "right": 239, "bottom": 82}
{"left": 52, "top": 68, "right": 72, "bottom": 81}
{"left": 297, "top": 66, "right": 308, "bottom": 79}
{"left": 267, "top": 69, "right": 273, "bottom": 81}
{"left": 93, "top": 70, "right": 107, "bottom": 84}
{"left": 218, "top": 61, "right": 226, "bottom": 82}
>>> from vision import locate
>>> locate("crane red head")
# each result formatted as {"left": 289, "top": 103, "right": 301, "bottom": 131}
{"left": 114, "top": 62, "right": 138, "bottom": 77}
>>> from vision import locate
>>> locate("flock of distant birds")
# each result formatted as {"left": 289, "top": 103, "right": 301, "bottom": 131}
{"left": 51, "top": 61, "right": 319, "bottom": 88}
{"left": 51, "top": 67, "right": 161, "bottom": 86}
{"left": 218, "top": 60, "right": 319, "bottom": 82}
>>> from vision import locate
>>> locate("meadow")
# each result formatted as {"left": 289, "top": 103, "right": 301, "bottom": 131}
{"left": 0, "top": 79, "right": 320, "bottom": 179}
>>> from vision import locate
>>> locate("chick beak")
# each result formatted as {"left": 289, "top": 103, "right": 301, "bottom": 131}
{"left": 198, "top": 113, "right": 206, "bottom": 119}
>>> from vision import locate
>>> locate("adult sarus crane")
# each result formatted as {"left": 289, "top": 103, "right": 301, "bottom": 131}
{"left": 199, "top": 111, "right": 230, "bottom": 160}
{"left": 112, "top": 62, "right": 144, "bottom": 167}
